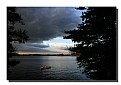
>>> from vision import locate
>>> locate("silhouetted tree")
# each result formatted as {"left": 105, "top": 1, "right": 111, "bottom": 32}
{"left": 7, "top": 7, "right": 29, "bottom": 75}
{"left": 64, "top": 7, "right": 117, "bottom": 80}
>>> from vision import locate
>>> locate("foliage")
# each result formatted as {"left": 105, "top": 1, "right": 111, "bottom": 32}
{"left": 7, "top": 7, "right": 29, "bottom": 54}
{"left": 64, "top": 7, "right": 117, "bottom": 80}
{"left": 7, "top": 7, "right": 29, "bottom": 75}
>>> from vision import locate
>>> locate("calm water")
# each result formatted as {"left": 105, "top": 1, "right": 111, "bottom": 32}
{"left": 8, "top": 56, "right": 90, "bottom": 80}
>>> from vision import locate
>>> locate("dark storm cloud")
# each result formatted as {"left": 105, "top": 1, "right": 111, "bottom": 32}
{"left": 26, "top": 43, "right": 49, "bottom": 48}
{"left": 15, "top": 7, "right": 82, "bottom": 42}
{"left": 14, "top": 43, "right": 53, "bottom": 53}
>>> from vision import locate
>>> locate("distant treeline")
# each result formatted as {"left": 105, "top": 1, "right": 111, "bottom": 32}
{"left": 13, "top": 53, "right": 71, "bottom": 56}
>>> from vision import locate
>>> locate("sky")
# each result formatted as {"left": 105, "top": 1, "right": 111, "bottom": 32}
{"left": 14, "top": 7, "right": 83, "bottom": 54}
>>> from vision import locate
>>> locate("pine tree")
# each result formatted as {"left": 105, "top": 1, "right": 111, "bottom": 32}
{"left": 64, "top": 7, "right": 117, "bottom": 80}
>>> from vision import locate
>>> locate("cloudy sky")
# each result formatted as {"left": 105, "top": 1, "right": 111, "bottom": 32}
{"left": 14, "top": 7, "right": 83, "bottom": 54}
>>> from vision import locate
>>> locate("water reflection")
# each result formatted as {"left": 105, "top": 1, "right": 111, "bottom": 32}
{"left": 8, "top": 56, "right": 90, "bottom": 80}
{"left": 8, "top": 54, "right": 20, "bottom": 75}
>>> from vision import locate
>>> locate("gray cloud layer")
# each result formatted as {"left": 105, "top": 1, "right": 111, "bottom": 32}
{"left": 15, "top": 7, "right": 82, "bottom": 43}
{"left": 14, "top": 7, "right": 82, "bottom": 53}
{"left": 14, "top": 43, "right": 53, "bottom": 53}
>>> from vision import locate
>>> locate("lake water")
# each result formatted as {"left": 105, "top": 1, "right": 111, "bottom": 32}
{"left": 8, "top": 56, "right": 90, "bottom": 80}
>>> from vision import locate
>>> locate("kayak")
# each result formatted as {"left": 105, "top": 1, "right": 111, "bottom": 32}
{"left": 40, "top": 66, "right": 51, "bottom": 70}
